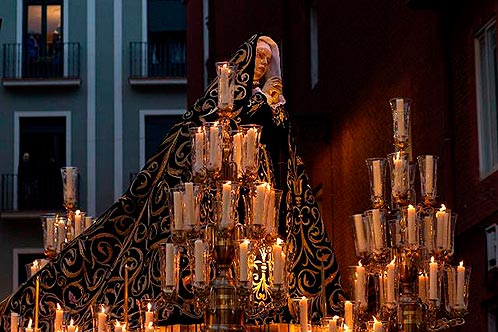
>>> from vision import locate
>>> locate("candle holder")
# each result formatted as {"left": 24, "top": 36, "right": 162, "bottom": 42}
{"left": 216, "top": 61, "right": 237, "bottom": 114}
{"left": 215, "top": 181, "right": 240, "bottom": 231}
{"left": 190, "top": 126, "right": 207, "bottom": 181}
{"left": 73, "top": 210, "right": 86, "bottom": 239}
{"left": 91, "top": 304, "right": 112, "bottom": 332}
{"left": 422, "top": 258, "right": 442, "bottom": 308}
{"left": 60, "top": 166, "right": 79, "bottom": 210}
{"left": 240, "top": 125, "right": 262, "bottom": 184}
{"left": 204, "top": 122, "right": 223, "bottom": 181}
{"left": 387, "top": 152, "right": 410, "bottom": 206}
{"left": 191, "top": 238, "right": 211, "bottom": 288}
{"left": 366, "top": 158, "right": 387, "bottom": 209}
{"left": 246, "top": 182, "right": 270, "bottom": 240}
{"left": 265, "top": 188, "right": 283, "bottom": 241}
{"left": 389, "top": 97, "right": 411, "bottom": 151}
{"left": 366, "top": 317, "right": 386, "bottom": 332}
{"left": 41, "top": 213, "right": 57, "bottom": 259}
{"left": 158, "top": 242, "right": 179, "bottom": 299}
{"left": 435, "top": 208, "right": 457, "bottom": 258}
{"left": 168, "top": 184, "right": 202, "bottom": 242}
{"left": 443, "top": 263, "right": 471, "bottom": 317}
{"left": 347, "top": 265, "right": 369, "bottom": 313}
{"left": 3, "top": 312, "right": 22, "bottom": 332}
{"left": 289, "top": 298, "right": 311, "bottom": 332}
{"left": 56, "top": 216, "right": 68, "bottom": 252}
{"left": 364, "top": 209, "right": 389, "bottom": 263}
{"left": 417, "top": 155, "right": 439, "bottom": 206}
{"left": 351, "top": 214, "right": 372, "bottom": 261}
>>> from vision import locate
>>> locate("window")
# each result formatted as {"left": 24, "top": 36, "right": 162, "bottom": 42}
{"left": 23, "top": 0, "right": 63, "bottom": 77}
{"left": 475, "top": 19, "right": 498, "bottom": 178}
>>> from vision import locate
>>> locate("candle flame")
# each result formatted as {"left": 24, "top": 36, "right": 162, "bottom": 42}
{"left": 390, "top": 257, "right": 396, "bottom": 265}
{"left": 440, "top": 204, "right": 446, "bottom": 212}
{"left": 75, "top": 209, "right": 81, "bottom": 215}
{"left": 57, "top": 303, "right": 61, "bottom": 310}
{"left": 343, "top": 323, "right": 350, "bottom": 331}
{"left": 243, "top": 239, "right": 250, "bottom": 245}
{"left": 430, "top": 256, "right": 435, "bottom": 263}
{"left": 100, "top": 305, "right": 105, "bottom": 314}
{"left": 148, "top": 322, "right": 153, "bottom": 327}
{"left": 373, "top": 316, "right": 379, "bottom": 323}
{"left": 459, "top": 261, "right": 464, "bottom": 267}
{"left": 147, "top": 302, "right": 152, "bottom": 311}
{"left": 33, "top": 260, "right": 39, "bottom": 269}
{"left": 115, "top": 320, "right": 121, "bottom": 327}
{"left": 408, "top": 204, "right": 414, "bottom": 209}
{"left": 332, "top": 315, "right": 339, "bottom": 320}
{"left": 395, "top": 151, "right": 401, "bottom": 160}
{"left": 69, "top": 319, "right": 74, "bottom": 326}
{"left": 27, "top": 318, "right": 32, "bottom": 329}
{"left": 197, "top": 126, "right": 202, "bottom": 134}
{"left": 358, "top": 260, "right": 363, "bottom": 267}
{"left": 276, "top": 238, "right": 283, "bottom": 245}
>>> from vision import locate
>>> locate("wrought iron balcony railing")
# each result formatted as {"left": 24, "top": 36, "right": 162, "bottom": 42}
{"left": 2, "top": 42, "right": 80, "bottom": 85}
{"left": 129, "top": 40, "right": 186, "bottom": 84}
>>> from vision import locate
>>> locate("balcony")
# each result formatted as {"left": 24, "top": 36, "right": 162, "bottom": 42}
{"left": 1, "top": 173, "right": 63, "bottom": 215}
{"left": 129, "top": 40, "right": 187, "bottom": 86}
{"left": 2, "top": 42, "right": 81, "bottom": 87}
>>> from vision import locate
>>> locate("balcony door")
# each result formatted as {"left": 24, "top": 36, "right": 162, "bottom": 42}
{"left": 18, "top": 116, "right": 66, "bottom": 211}
{"left": 23, "top": 0, "right": 63, "bottom": 77}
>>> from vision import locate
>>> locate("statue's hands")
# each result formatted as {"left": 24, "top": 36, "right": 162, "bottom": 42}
{"left": 262, "top": 76, "right": 283, "bottom": 105}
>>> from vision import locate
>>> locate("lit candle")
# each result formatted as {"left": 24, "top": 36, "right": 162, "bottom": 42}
{"left": 343, "top": 324, "right": 350, "bottom": 332}
{"left": 396, "top": 98, "right": 405, "bottom": 137}
{"left": 10, "top": 312, "right": 19, "bottom": 332}
{"left": 147, "top": 321, "right": 154, "bottom": 332}
{"left": 218, "top": 63, "right": 230, "bottom": 106}
{"left": 25, "top": 319, "right": 33, "bottom": 332}
{"left": 144, "top": 302, "right": 154, "bottom": 328}
{"left": 208, "top": 123, "right": 221, "bottom": 171}
{"left": 114, "top": 320, "right": 122, "bottom": 332}
{"left": 456, "top": 261, "right": 465, "bottom": 307}
{"left": 372, "top": 159, "right": 382, "bottom": 197}
{"left": 356, "top": 261, "right": 367, "bottom": 309}
{"left": 97, "top": 305, "right": 107, "bottom": 332}
{"left": 194, "top": 239, "right": 204, "bottom": 283}
{"left": 173, "top": 191, "right": 183, "bottom": 231}
{"left": 57, "top": 217, "right": 66, "bottom": 251}
{"left": 244, "top": 127, "right": 258, "bottom": 170}
{"left": 253, "top": 183, "right": 268, "bottom": 225}
{"left": 344, "top": 300, "right": 353, "bottom": 331}
{"left": 425, "top": 155, "right": 434, "bottom": 195}
{"left": 67, "top": 319, "right": 77, "bottom": 332}
{"left": 74, "top": 210, "right": 82, "bottom": 237}
{"left": 193, "top": 127, "right": 204, "bottom": 175}
{"left": 239, "top": 240, "right": 249, "bottom": 282}
{"left": 387, "top": 257, "right": 396, "bottom": 303}
{"left": 165, "top": 243, "right": 175, "bottom": 286}
{"left": 372, "top": 209, "right": 383, "bottom": 250}
{"left": 273, "top": 239, "right": 284, "bottom": 285}
{"left": 407, "top": 204, "right": 417, "bottom": 245}
{"left": 435, "top": 205, "right": 446, "bottom": 249}
{"left": 418, "top": 273, "right": 428, "bottom": 302}
{"left": 299, "top": 297, "right": 308, "bottom": 332}
{"left": 221, "top": 182, "right": 232, "bottom": 228}
{"left": 372, "top": 316, "right": 382, "bottom": 332}
{"left": 232, "top": 132, "right": 243, "bottom": 177}
{"left": 393, "top": 152, "right": 404, "bottom": 194}
{"left": 353, "top": 214, "right": 367, "bottom": 253}
{"left": 54, "top": 303, "right": 64, "bottom": 332}
{"left": 184, "top": 182, "right": 195, "bottom": 230}
{"left": 328, "top": 315, "right": 339, "bottom": 332}
{"left": 429, "top": 256, "right": 438, "bottom": 300}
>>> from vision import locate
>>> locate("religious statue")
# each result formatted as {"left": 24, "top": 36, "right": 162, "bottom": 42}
{"left": 0, "top": 34, "right": 344, "bottom": 331}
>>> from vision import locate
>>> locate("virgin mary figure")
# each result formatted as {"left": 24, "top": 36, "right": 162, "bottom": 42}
{"left": 0, "top": 34, "right": 344, "bottom": 331}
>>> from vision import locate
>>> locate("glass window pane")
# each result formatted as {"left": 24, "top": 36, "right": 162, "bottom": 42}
{"left": 27, "top": 5, "right": 42, "bottom": 35}
{"left": 46, "top": 5, "right": 61, "bottom": 44}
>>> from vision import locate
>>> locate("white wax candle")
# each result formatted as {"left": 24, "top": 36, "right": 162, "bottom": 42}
{"left": 57, "top": 218, "right": 66, "bottom": 250}
{"left": 393, "top": 154, "right": 404, "bottom": 193}
{"left": 194, "top": 239, "right": 204, "bottom": 283}
{"left": 25, "top": 319, "right": 33, "bottom": 332}
{"left": 239, "top": 240, "right": 249, "bottom": 282}
{"left": 194, "top": 128, "right": 204, "bottom": 174}
{"left": 356, "top": 261, "right": 367, "bottom": 309}
{"left": 444, "top": 210, "right": 451, "bottom": 250}
{"left": 265, "top": 189, "right": 276, "bottom": 234}
{"left": 299, "top": 297, "right": 308, "bottom": 332}
{"left": 328, "top": 316, "right": 338, "bottom": 332}
{"left": 387, "top": 258, "right": 396, "bottom": 303}
{"left": 147, "top": 322, "right": 154, "bottom": 332}
{"left": 114, "top": 321, "right": 122, "bottom": 332}
{"left": 353, "top": 214, "right": 367, "bottom": 253}
{"left": 407, "top": 205, "right": 417, "bottom": 245}
{"left": 372, "top": 209, "right": 383, "bottom": 250}
{"left": 208, "top": 124, "right": 221, "bottom": 171}
{"left": 344, "top": 300, "right": 353, "bottom": 331}
{"left": 74, "top": 210, "right": 82, "bottom": 237}
{"left": 372, "top": 160, "right": 382, "bottom": 196}
{"left": 273, "top": 242, "right": 283, "bottom": 285}
{"left": 244, "top": 127, "right": 258, "bottom": 170}
{"left": 184, "top": 182, "right": 195, "bottom": 229}
{"left": 173, "top": 191, "right": 183, "bottom": 231}
{"left": 254, "top": 183, "right": 267, "bottom": 225}
{"left": 396, "top": 98, "right": 405, "bottom": 136}
{"left": 10, "top": 313, "right": 19, "bottom": 332}
{"left": 456, "top": 261, "right": 465, "bottom": 307}
{"left": 67, "top": 319, "right": 77, "bottom": 332}
{"left": 145, "top": 302, "right": 154, "bottom": 328}
{"left": 233, "top": 132, "right": 243, "bottom": 177}
{"left": 54, "top": 303, "right": 64, "bottom": 332}
{"left": 85, "top": 216, "right": 93, "bottom": 229}
{"left": 418, "top": 274, "right": 427, "bottom": 302}
{"left": 165, "top": 243, "right": 175, "bottom": 286}
{"left": 429, "top": 257, "right": 438, "bottom": 300}
{"left": 66, "top": 168, "right": 74, "bottom": 202}
{"left": 373, "top": 317, "right": 382, "bottom": 332}
{"left": 221, "top": 182, "right": 232, "bottom": 228}
{"left": 219, "top": 64, "right": 230, "bottom": 105}
{"left": 435, "top": 205, "right": 446, "bottom": 249}
{"left": 425, "top": 155, "right": 434, "bottom": 194}
{"left": 98, "top": 306, "right": 107, "bottom": 332}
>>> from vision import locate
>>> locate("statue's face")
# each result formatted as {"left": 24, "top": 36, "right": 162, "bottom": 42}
{"left": 254, "top": 42, "right": 272, "bottom": 82}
